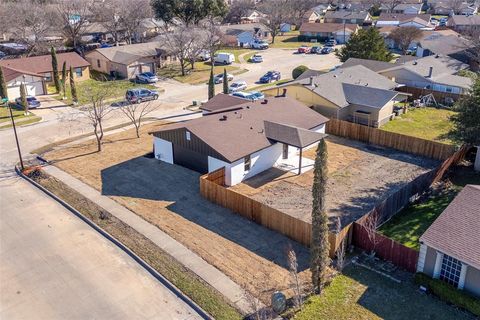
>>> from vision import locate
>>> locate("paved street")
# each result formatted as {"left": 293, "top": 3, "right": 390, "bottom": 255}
{"left": 0, "top": 176, "right": 202, "bottom": 320}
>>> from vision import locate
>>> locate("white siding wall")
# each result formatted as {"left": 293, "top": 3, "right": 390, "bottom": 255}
{"left": 7, "top": 75, "right": 45, "bottom": 100}
{"left": 208, "top": 156, "right": 229, "bottom": 173}
{"left": 153, "top": 137, "right": 173, "bottom": 164}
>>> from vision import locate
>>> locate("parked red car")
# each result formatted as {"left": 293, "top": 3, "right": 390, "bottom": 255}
{"left": 297, "top": 46, "right": 311, "bottom": 54}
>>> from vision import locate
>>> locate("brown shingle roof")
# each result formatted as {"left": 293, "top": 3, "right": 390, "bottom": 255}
{"left": 299, "top": 22, "right": 358, "bottom": 33}
{"left": 264, "top": 121, "right": 326, "bottom": 148}
{"left": 378, "top": 13, "right": 431, "bottom": 23}
{"left": 152, "top": 96, "right": 329, "bottom": 163}
{"left": 0, "top": 66, "right": 43, "bottom": 82}
{"left": 421, "top": 185, "right": 480, "bottom": 269}
{"left": 0, "top": 52, "right": 90, "bottom": 74}
{"left": 200, "top": 93, "right": 247, "bottom": 112}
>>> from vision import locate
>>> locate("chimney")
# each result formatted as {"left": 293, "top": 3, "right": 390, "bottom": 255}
{"left": 219, "top": 115, "right": 228, "bottom": 121}
{"left": 282, "top": 88, "right": 287, "bottom": 97}
{"left": 427, "top": 67, "right": 433, "bottom": 78}
{"left": 261, "top": 99, "right": 268, "bottom": 104}
{"left": 309, "top": 76, "right": 314, "bottom": 85}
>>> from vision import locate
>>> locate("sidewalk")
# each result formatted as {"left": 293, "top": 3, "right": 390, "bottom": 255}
{"left": 42, "top": 165, "right": 255, "bottom": 314}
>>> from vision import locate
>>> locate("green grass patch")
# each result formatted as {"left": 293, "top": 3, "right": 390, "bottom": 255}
{"left": 269, "top": 35, "right": 312, "bottom": 49}
{"left": 294, "top": 265, "right": 475, "bottom": 320}
{"left": 0, "top": 105, "right": 40, "bottom": 127}
{"left": 157, "top": 61, "right": 244, "bottom": 85}
{"left": 381, "top": 107, "right": 456, "bottom": 144}
{"left": 248, "top": 78, "right": 292, "bottom": 91}
{"left": 29, "top": 170, "right": 243, "bottom": 320}
{"left": 52, "top": 79, "right": 157, "bottom": 106}
{"left": 379, "top": 167, "right": 480, "bottom": 250}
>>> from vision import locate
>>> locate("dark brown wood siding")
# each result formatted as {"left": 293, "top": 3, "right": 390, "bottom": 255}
{"left": 154, "top": 128, "right": 229, "bottom": 163}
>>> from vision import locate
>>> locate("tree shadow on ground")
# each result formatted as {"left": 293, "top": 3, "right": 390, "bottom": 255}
{"left": 100, "top": 155, "right": 310, "bottom": 271}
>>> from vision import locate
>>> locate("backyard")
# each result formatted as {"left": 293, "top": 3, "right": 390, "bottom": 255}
{"left": 379, "top": 164, "right": 480, "bottom": 250}
{"left": 232, "top": 136, "right": 439, "bottom": 229}
{"left": 381, "top": 107, "right": 456, "bottom": 143}
{"left": 51, "top": 79, "right": 158, "bottom": 106}
{"left": 294, "top": 264, "right": 475, "bottom": 320}
{"left": 41, "top": 122, "right": 312, "bottom": 304}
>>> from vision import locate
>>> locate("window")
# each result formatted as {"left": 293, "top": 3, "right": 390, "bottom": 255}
{"left": 439, "top": 254, "right": 462, "bottom": 287}
{"left": 185, "top": 131, "right": 191, "bottom": 141}
{"left": 97, "top": 59, "right": 101, "bottom": 68}
{"left": 445, "top": 87, "right": 453, "bottom": 93}
{"left": 44, "top": 72, "right": 52, "bottom": 81}
{"left": 75, "top": 67, "right": 83, "bottom": 77}
{"left": 244, "top": 155, "right": 251, "bottom": 171}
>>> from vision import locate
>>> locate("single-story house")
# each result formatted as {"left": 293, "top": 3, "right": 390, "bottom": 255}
{"left": 389, "top": 3, "right": 423, "bottom": 14}
{"left": 240, "top": 9, "right": 268, "bottom": 24}
{"left": 417, "top": 184, "right": 480, "bottom": 298}
{"left": 375, "top": 13, "right": 432, "bottom": 28}
{"left": 430, "top": 2, "right": 478, "bottom": 15}
{"left": 85, "top": 41, "right": 174, "bottom": 79}
{"left": 263, "top": 65, "right": 406, "bottom": 127}
{"left": 342, "top": 55, "right": 473, "bottom": 96}
{"left": 151, "top": 95, "right": 329, "bottom": 185}
{"left": 0, "top": 52, "right": 90, "bottom": 88}
{"left": 219, "top": 23, "right": 271, "bottom": 47}
{"left": 199, "top": 93, "right": 247, "bottom": 115}
{"left": 0, "top": 66, "right": 46, "bottom": 100}
{"left": 303, "top": 9, "right": 322, "bottom": 23}
{"left": 447, "top": 15, "right": 480, "bottom": 33}
{"left": 298, "top": 22, "right": 359, "bottom": 43}
{"left": 323, "top": 11, "right": 372, "bottom": 25}
{"left": 414, "top": 30, "right": 473, "bottom": 64}
{"left": 312, "top": 3, "right": 332, "bottom": 16}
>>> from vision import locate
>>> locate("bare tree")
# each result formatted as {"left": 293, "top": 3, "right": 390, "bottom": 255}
{"left": 383, "top": 0, "right": 402, "bottom": 13}
{"left": 118, "top": 0, "right": 152, "bottom": 44}
{"left": 223, "top": 0, "right": 256, "bottom": 23}
{"left": 259, "top": 0, "right": 289, "bottom": 44}
{"left": 335, "top": 217, "right": 346, "bottom": 272}
{"left": 287, "top": 0, "right": 322, "bottom": 27}
{"left": 93, "top": 0, "right": 124, "bottom": 45}
{"left": 448, "top": 0, "right": 464, "bottom": 14}
{"left": 286, "top": 243, "right": 303, "bottom": 309}
{"left": 55, "top": 0, "right": 92, "bottom": 50}
{"left": 162, "top": 25, "right": 201, "bottom": 76}
{"left": 201, "top": 18, "right": 224, "bottom": 72}
{"left": 388, "top": 27, "right": 423, "bottom": 55}
{"left": 120, "top": 101, "right": 159, "bottom": 138}
{"left": 78, "top": 86, "right": 112, "bottom": 152}
{"left": 362, "top": 209, "right": 383, "bottom": 257}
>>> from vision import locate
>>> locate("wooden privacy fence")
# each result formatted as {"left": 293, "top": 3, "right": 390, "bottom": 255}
{"left": 352, "top": 222, "right": 419, "bottom": 272}
{"left": 326, "top": 118, "right": 456, "bottom": 161}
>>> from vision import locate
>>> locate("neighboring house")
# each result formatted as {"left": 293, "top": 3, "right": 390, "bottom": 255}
{"left": 390, "top": 3, "right": 423, "bottom": 14}
{"left": 312, "top": 3, "right": 332, "bottom": 16}
{"left": 417, "top": 185, "right": 480, "bottom": 298}
{"left": 0, "top": 66, "right": 46, "bottom": 100}
{"left": 85, "top": 42, "right": 174, "bottom": 79}
{"left": 263, "top": 65, "right": 406, "bottom": 127}
{"left": 199, "top": 93, "right": 247, "bottom": 115}
{"left": 219, "top": 23, "right": 271, "bottom": 47}
{"left": 323, "top": 11, "right": 372, "bottom": 25}
{"left": 430, "top": 2, "right": 478, "bottom": 15}
{"left": 81, "top": 22, "right": 128, "bottom": 44}
{"left": 151, "top": 95, "right": 329, "bottom": 185}
{"left": 447, "top": 15, "right": 480, "bottom": 33}
{"left": 240, "top": 9, "right": 267, "bottom": 24}
{"left": 299, "top": 22, "right": 359, "bottom": 43}
{"left": 0, "top": 52, "right": 90, "bottom": 87}
{"left": 280, "top": 23, "right": 293, "bottom": 33}
{"left": 303, "top": 9, "right": 322, "bottom": 23}
{"left": 376, "top": 13, "right": 433, "bottom": 28}
{"left": 133, "top": 18, "right": 167, "bottom": 42}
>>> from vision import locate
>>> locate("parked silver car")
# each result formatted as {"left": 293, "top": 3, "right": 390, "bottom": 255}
{"left": 228, "top": 81, "right": 247, "bottom": 93}
{"left": 135, "top": 72, "right": 158, "bottom": 83}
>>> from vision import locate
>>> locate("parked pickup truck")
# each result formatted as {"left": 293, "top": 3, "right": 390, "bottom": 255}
{"left": 251, "top": 39, "right": 269, "bottom": 50}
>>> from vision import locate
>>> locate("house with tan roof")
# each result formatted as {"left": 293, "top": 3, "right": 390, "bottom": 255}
{"left": 263, "top": 65, "right": 407, "bottom": 127}
{"left": 0, "top": 52, "right": 90, "bottom": 100}
{"left": 299, "top": 22, "right": 359, "bottom": 43}
{"left": 376, "top": 13, "right": 433, "bottom": 29}
{"left": 447, "top": 15, "right": 480, "bottom": 33}
{"left": 151, "top": 95, "right": 328, "bottom": 185}
{"left": 417, "top": 185, "right": 480, "bottom": 297}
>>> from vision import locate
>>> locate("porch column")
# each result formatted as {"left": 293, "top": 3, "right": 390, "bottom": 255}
{"left": 298, "top": 148, "right": 303, "bottom": 175}
{"left": 433, "top": 251, "right": 444, "bottom": 279}
{"left": 458, "top": 263, "right": 468, "bottom": 290}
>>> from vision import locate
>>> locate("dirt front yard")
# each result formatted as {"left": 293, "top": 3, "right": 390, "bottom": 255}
{"left": 43, "top": 123, "right": 311, "bottom": 303}
{"left": 232, "top": 136, "right": 439, "bottom": 228}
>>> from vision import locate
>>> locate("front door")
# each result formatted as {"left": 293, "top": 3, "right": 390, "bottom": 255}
{"left": 282, "top": 144, "right": 289, "bottom": 159}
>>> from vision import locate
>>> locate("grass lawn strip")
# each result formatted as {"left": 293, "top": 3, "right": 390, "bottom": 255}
{"left": 294, "top": 264, "right": 474, "bottom": 320}
{"left": 29, "top": 169, "right": 242, "bottom": 320}
{"left": 381, "top": 107, "right": 455, "bottom": 143}
{"left": 51, "top": 79, "right": 157, "bottom": 106}
{"left": 0, "top": 105, "right": 42, "bottom": 128}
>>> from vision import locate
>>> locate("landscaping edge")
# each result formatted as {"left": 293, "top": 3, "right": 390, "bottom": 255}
{"left": 15, "top": 165, "right": 213, "bottom": 320}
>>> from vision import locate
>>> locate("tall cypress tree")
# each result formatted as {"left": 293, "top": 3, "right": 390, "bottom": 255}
{"left": 51, "top": 47, "right": 61, "bottom": 92}
{"left": 69, "top": 66, "right": 78, "bottom": 105}
{"left": 0, "top": 67, "right": 7, "bottom": 100}
{"left": 223, "top": 68, "right": 229, "bottom": 94}
{"left": 208, "top": 68, "right": 215, "bottom": 100}
{"left": 310, "top": 138, "right": 330, "bottom": 294}
{"left": 20, "top": 83, "right": 28, "bottom": 115}
{"left": 61, "top": 61, "right": 67, "bottom": 100}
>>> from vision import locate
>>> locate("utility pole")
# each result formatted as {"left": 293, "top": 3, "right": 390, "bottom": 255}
{"left": 5, "top": 99, "right": 24, "bottom": 170}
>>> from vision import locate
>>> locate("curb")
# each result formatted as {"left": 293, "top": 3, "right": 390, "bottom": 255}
{"left": 16, "top": 166, "right": 212, "bottom": 320}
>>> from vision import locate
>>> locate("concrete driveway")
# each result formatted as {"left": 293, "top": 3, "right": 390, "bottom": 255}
{"left": 0, "top": 177, "right": 202, "bottom": 320}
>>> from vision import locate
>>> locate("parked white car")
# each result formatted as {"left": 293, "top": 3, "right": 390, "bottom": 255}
{"left": 251, "top": 39, "right": 269, "bottom": 50}
{"left": 228, "top": 81, "right": 247, "bottom": 93}
{"left": 250, "top": 54, "right": 263, "bottom": 63}
{"left": 213, "top": 73, "right": 234, "bottom": 84}
{"left": 198, "top": 50, "right": 211, "bottom": 61}
{"left": 214, "top": 52, "right": 235, "bottom": 65}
